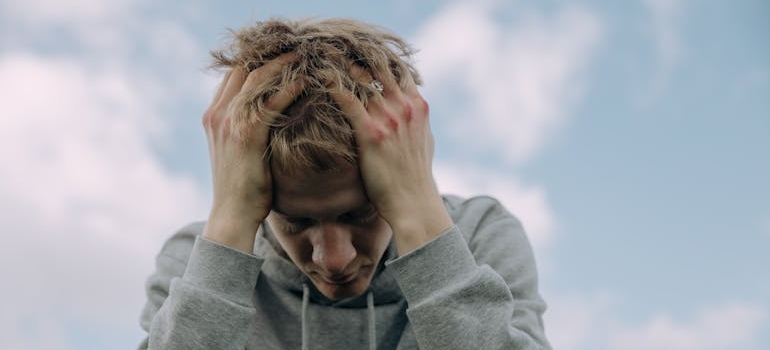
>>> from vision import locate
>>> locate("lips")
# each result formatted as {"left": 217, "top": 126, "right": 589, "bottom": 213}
{"left": 323, "top": 272, "right": 357, "bottom": 285}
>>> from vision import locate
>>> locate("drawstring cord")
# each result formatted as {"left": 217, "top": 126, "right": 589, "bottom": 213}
{"left": 300, "top": 284, "right": 376, "bottom": 350}
{"left": 367, "top": 291, "right": 376, "bottom": 350}
{"left": 301, "top": 284, "right": 310, "bottom": 350}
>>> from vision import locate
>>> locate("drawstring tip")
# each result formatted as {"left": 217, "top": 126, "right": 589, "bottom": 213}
{"left": 367, "top": 291, "right": 376, "bottom": 350}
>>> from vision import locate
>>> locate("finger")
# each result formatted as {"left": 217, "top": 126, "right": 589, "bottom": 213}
{"left": 374, "top": 64, "right": 398, "bottom": 91}
{"left": 243, "top": 53, "right": 300, "bottom": 119}
{"left": 234, "top": 54, "right": 302, "bottom": 144}
{"left": 215, "top": 67, "right": 247, "bottom": 110}
{"left": 354, "top": 61, "right": 401, "bottom": 94}
{"left": 264, "top": 77, "right": 307, "bottom": 113}
{"left": 203, "top": 70, "right": 234, "bottom": 129}
{"left": 349, "top": 64, "right": 373, "bottom": 84}
{"left": 242, "top": 77, "right": 307, "bottom": 147}
{"left": 401, "top": 69, "right": 419, "bottom": 93}
{"left": 349, "top": 64, "right": 388, "bottom": 98}
{"left": 243, "top": 53, "right": 297, "bottom": 89}
{"left": 210, "top": 70, "right": 232, "bottom": 107}
{"left": 328, "top": 79, "right": 371, "bottom": 132}
{"left": 348, "top": 64, "right": 391, "bottom": 104}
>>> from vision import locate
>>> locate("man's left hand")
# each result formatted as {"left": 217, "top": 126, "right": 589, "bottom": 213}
{"left": 329, "top": 65, "right": 453, "bottom": 255}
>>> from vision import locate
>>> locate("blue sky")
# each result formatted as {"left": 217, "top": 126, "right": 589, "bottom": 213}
{"left": 1, "top": 0, "right": 767, "bottom": 349}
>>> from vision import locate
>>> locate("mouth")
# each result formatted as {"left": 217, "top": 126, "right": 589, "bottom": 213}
{"left": 323, "top": 272, "right": 357, "bottom": 285}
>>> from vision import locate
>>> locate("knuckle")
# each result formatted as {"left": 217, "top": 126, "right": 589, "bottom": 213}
{"left": 390, "top": 95, "right": 418, "bottom": 124}
{"left": 202, "top": 105, "right": 230, "bottom": 132}
{"left": 245, "top": 69, "right": 264, "bottom": 85}
{"left": 408, "top": 94, "right": 429, "bottom": 119}
{"left": 202, "top": 109, "right": 216, "bottom": 129}
{"left": 383, "top": 110, "right": 400, "bottom": 128}
{"left": 402, "top": 101, "right": 414, "bottom": 123}
{"left": 362, "top": 120, "right": 387, "bottom": 144}
{"left": 418, "top": 96, "right": 429, "bottom": 116}
{"left": 404, "top": 95, "right": 430, "bottom": 122}
{"left": 387, "top": 116, "right": 399, "bottom": 130}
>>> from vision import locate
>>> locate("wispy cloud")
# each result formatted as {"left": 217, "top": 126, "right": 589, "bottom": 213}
{"left": 414, "top": 0, "right": 600, "bottom": 253}
{"left": 545, "top": 294, "right": 768, "bottom": 350}
{"left": 545, "top": 292, "right": 617, "bottom": 350}
{"left": 433, "top": 162, "right": 555, "bottom": 250}
{"left": 0, "top": 52, "right": 208, "bottom": 350}
{"left": 638, "top": 0, "right": 687, "bottom": 104}
{"left": 414, "top": 0, "right": 601, "bottom": 164}
{"left": 0, "top": 0, "right": 145, "bottom": 23}
{"left": 609, "top": 302, "right": 767, "bottom": 350}
{"left": 0, "top": 1, "right": 210, "bottom": 348}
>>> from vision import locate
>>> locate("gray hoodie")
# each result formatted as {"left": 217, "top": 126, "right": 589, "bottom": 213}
{"left": 138, "top": 195, "right": 551, "bottom": 349}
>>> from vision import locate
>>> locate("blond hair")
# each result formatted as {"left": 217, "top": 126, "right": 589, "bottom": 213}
{"left": 210, "top": 18, "right": 421, "bottom": 174}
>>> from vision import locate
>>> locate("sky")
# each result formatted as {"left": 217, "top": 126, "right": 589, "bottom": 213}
{"left": 0, "top": 0, "right": 768, "bottom": 349}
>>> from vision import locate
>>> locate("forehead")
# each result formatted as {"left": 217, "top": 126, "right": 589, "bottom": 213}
{"left": 272, "top": 165, "right": 368, "bottom": 218}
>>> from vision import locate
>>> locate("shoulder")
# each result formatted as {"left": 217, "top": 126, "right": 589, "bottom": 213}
{"left": 441, "top": 194, "right": 529, "bottom": 250}
{"left": 153, "top": 221, "right": 206, "bottom": 268}
{"left": 442, "top": 194, "right": 523, "bottom": 229}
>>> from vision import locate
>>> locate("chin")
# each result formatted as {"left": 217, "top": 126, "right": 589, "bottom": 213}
{"left": 319, "top": 285, "right": 366, "bottom": 301}
{"left": 316, "top": 278, "right": 371, "bottom": 301}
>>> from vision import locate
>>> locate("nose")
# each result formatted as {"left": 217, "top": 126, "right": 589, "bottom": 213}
{"left": 311, "top": 223, "right": 357, "bottom": 275}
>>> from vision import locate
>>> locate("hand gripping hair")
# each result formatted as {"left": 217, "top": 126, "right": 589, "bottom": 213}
{"left": 210, "top": 18, "right": 421, "bottom": 175}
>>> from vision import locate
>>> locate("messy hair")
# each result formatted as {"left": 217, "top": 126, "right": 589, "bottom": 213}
{"left": 210, "top": 17, "right": 421, "bottom": 174}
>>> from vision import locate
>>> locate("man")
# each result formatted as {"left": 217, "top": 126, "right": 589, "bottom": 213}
{"left": 138, "top": 18, "right": 551, "bottom": 349}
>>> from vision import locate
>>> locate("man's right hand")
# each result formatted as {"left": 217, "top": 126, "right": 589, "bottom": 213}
{"left": 201, "top": 54, "right": 302, "bottom": 253}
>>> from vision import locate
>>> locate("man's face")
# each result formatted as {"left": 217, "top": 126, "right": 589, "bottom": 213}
{"left": 267, "top": 163, "right": 393, "bottom": 300}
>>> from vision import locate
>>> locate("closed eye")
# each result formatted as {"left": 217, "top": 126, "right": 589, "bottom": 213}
{"left": 280, "top": 217, "right": 315, "bottom": 233}
{"left": 340, "top": 206, "right": 379, "bottom": 225}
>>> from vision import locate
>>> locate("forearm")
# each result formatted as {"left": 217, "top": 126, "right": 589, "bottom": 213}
{"left": 203, "top": 212, "right": 262, "bottom": 254}
{"left": 141, "top": 236, "right": 263, "bottom": 350}
{"left": 388, "top": 227, "right": 550, "bottom": 350}
{"left": 387, "top": 189, "right": 453, "bottom": 255}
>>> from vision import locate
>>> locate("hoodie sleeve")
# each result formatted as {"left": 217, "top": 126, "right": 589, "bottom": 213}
{"left": 386, "top": 196, "right": 552, "bottom": 350}
{"left": 137, "top": 223, "right": 263, "bottom": 350}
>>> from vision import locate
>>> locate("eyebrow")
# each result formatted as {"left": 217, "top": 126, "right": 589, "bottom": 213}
{"left": 272, "top": 202, "right": 373, "bottom": 219}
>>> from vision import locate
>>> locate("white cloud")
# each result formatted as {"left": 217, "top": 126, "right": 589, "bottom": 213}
{"left": 642, "top": 0, "right": 684, "bottom": 62}
{"left": 543, "top": 293, "right": 768, "bottom": 350}
{"left": 0, "top": 0, "right": 212, "bottom": 347}
{"left": 0, "top": 315, "right": 69, "bottom": 350}
{"left": 609, "top": 302, "right": 767, "bottom": 350}
{"left": 638, "top": 0, "right": 687, "bottom": 104}
{"left": 544, "top": 292, "right": 617, "bottom": 350}
{"left": 414, "top": 0, "right": 601, "bottom": 164}
{"left": 434, "top": 162, "right": 555, "bottom": 251}
{"left": 0, "top": 52, "right": 209, "bottom": 349}
{"left": 0, "top": 0, "right": 146, "bottom": 24}
{"left": 0, "top": 54, "right": 206, "bottom": 249}
{"left": 419, "top": 0, "right": 600, "bottom": 260}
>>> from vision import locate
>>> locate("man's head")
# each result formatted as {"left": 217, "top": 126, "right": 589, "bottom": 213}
{"left": 210, "top": 17, "right": 421, "bottom": 174}
{"left": 210, "top": 18, "right": 421, "bottom": 300}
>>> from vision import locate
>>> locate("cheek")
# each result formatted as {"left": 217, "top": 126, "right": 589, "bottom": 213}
{"left": 284, "top": 238, "right": 313, "bottom": 262}
{"left": 269, "top": 225, "right": 313, "bottom": 264}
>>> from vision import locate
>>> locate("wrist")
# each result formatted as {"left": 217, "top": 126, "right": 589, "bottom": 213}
{"left": 203, "top": 208, "right": 263, "bottom": 254}
{"left": 384, "top": 194, "right": 453, "bottom": 255}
